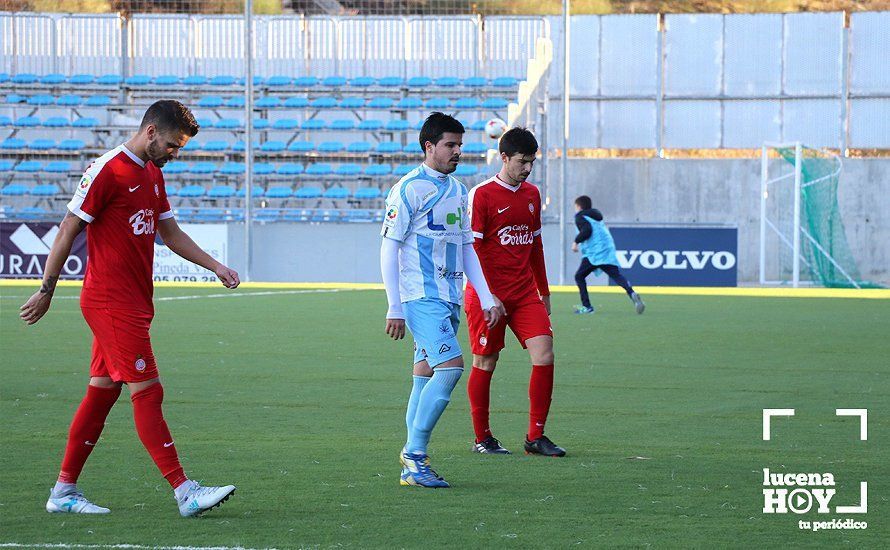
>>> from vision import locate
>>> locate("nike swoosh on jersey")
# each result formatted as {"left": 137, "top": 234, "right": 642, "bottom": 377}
{"left": 497, "top": 207, "right": 510, "bottom": 214}
{"left": 129, "top": 186, "right": 141, "bottom": 192}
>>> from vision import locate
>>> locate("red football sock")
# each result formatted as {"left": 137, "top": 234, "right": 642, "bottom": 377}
{"left": 528, "top": 364, "right": 554, "bottom": 440}
{"left": 467, "top": 367, "right": 494, "bottom": 443}
{"left": 58, "top": 384, "right": 122, "bottom": 484}
{"left": 131, "top": 383, "right": 188, "bottom": 489}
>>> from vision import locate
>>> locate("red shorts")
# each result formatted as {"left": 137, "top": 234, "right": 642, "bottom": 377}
{"left": 81, "top": 307, "right": 158, "bottom": 383}
{"left": 465, "top": 287, "right": 553, "bottom": 356}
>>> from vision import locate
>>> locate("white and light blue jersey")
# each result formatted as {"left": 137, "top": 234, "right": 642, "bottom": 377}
{"left": 381, "top": 164, "right": 474, "bottom": 305}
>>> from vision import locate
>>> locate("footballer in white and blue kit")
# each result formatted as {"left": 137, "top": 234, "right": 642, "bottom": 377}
{"left": 380, "top": 113, "right": 502, "bottom": 488}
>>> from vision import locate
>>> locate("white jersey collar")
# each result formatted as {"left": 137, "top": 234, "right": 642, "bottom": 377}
{"left": 421, "top": 162, "right": 450, "bottom": 183}
{"left": 495, "top": 174, "right": 522, "bottom": 192}
{"left": 120, "top": 144, "right": 146, "bottom": 168}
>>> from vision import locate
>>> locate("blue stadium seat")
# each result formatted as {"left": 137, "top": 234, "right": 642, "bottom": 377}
{"left": 407, "top": 76, "right": 432, "bottom": 87}
{"left": 463, "top": 142, "right": 487, "bottom": 154}
{"left": 260, "top": 141, "right": 286, "bottom": 152}
{"left": 225, "top": 96, "right": 246, "bottom": 107}
{"left": 254, "top": 162, "right": 275, "bottom": 175}
{"left": 214, "top": 118, "right": 241, "bottom": 129}
{"left": 73, "top": 117, "right": 99, "bottom": 128}
{"left": 334, "top": 164, "right": 361, "bottom": 176}
{"left": 294, "top": 186, "right": 322, "bottom": 199}
{"left": 57, "top": 94, "right": 84, "bottom": 106}
{"left": 482, "top": 98, "right": 509, "bottom": 109}
{"left": 178, "top": 184, "right": 206, "bottom": 197}
{"left": 0, "top": 160, "right": 15, "bottom": 172}
{"left": 470, "top": 119, "right": 488, "bottom": 131}
{"left": 252, "top": 118, "right": 270, "bottom": 129}
{"left": 5, "top": 93, "right": 27, "bottom": 104}
{"left": 189, "top": 162, "right": 217, "bottom": 175}
{"left": 30, "top": 139, "right": 57, "bottom": 150}
{"left": 203, "top": 140, "right": 230, "bottom": 152}
{"left": 310, "top": 97, "right": 338, "bottom": 109}
{"left": 344, "top": 209, "right": 375, "bottom": 222}
{"left": 0, "top": 73, "right": 7, "bottom": 84}
{"left": 15, "top": 161, "right": 43, "bottom": 173}
{"left": 174, "top": 207, "right": 197, "bottom": 220}
{"left": 182, "top": 139, "right": 201, "bottom": 151}
{"left": 15, "top": 116, "right": 41, "bottom": 127}
{"left": 365, "top": 164, "right": 391, "bottom": 177}
{"left": 330, "top": 119, "right": 356, "bottom": 130}
{"left": 358, "top": 119, "right": 382, "bottom": 130}
{"left": 283, "top": 97, "right": 309, "bottom": 108}
{"left": 281, "top": 208, "right": 310, "bottom": 222}
{"left": 323, "top": 186, "right": 350, "bottom": 199}
{"left": 347, "top": 141, "right": 372, "bottom": 153}
{"left": 318, "top": 141, "right": 345, "bottom": 153}
{"left": 165, "top": 185, "right": 179, "bottom": 197}
{"left": 349, "top": 76, "right": 375, "bottom": 87}
{"left": 97, "top": 74, "right": 122, "bottom": 85}
{"left": 195, "top": 208, "right": 226, "bottom": 222}
{"left": 182, "top": 75, "right": 208, "bottom": 86}
{"left": 45, "top": 161, "right": 71, "bottom": 173}
{"left": 219, "top": 162, "right": 245, "bottom": 175}
{"left": 492, "top": 76, "right": 519, "bottom": 88}
{"left": 266, "top": 75, "right": 292, "bottom": 87}
{"left": 1, "top": 138, "right": 27, "bottom": 149}
{"left": 208, "top": 185, "right": 236, "bottom": 198}
{"left": 58, "top": 139, "right": 86, "bottom": 151}
{"left": 67, "top": 74, "right": 95, "bottom": 85}
{"left": 198, "top": 96, "right": 224, "bottom": 108}
{"left": 436, "top": 76, "right": 461, "bottom": 87}
{"left": 0, "top": 115, "right": 10, "bottom": 126}
{"left": 38, "top": 73, "right": 64, "bottom": 84}
{"left": 301, "top": 119, "right": 326, "bottom": 130}
{"left": 272, "top": 118, "right": 299, "bottom": 130}
{"left": 196, "top": 117, "right": 214, "bottom": 129}
{"left": 376, "top": 141, "right": 402, "bottom": 154}
{"left": 454, "top": 165, "right": 479, "bottom": 176}
{"left": 255, "top": 209, "right": 280, "bottom": 222}
{"left": 232, "top": 140, "right": 260, "bottom": 152}
{"left": 377, "top": 76, "right": 403, "bottom": 87}
{"left": 41, "top": 116, "right": 69, "bottom": 128}
{"left": 305, "top": 164, "right": 332, "bottom": 176}
{"left": 287, "top": 141, "right": 315, "bottom": 153}
{"left": 1, "top": 183, "right": 29, "bottom": 196}
{"left": 125, "top": 74, "right": 152, "bottom": 86}
{"left": 154, "top": 75, "right": 180, "bottom": 86}
{"left": 454, "top": 97, "right": 481, "bottom": 109}
{"left": 85, "top": 95, "right": 112, "bottom": 107}
{"left": 235, "top": 186, "right": 264, "bottom": 198}
{"left": 277, "top": 163, "right": 304, "bottom": 175}
{"left": 392, "top": 164, "right": 415, "bottom": 176}
{"left": 20, "top": 206, "right": 47, "bottom": 218}
{"left": 265, "top": 186, "right": 293, "bottom": 199}
{"left": 323, "top": 76, "right": 348, "bottom": 87}
{"left": 403, "top": 142, "right": 423, "bottom": 154}
{"left": 385, "top": 119, "right": 411, "bottom": 131}
{"left": 256, "top": 96, "right": 281, "bottom": 108}
{"left": 12, "top": 73, "right": 39, "bottom": 84}
{"left": 163, "top": 163, "right": 189, "bottom": 175}
{"left": 367, "top": 97, "right": 394, "bottom": 109}
{"left": 354, "top": 187, "right": 382, "bottom": 200}
{"left": 290, "top": 76, "right": 316, "bottom": 87}
{"left": 463, "top": 76, "right": 487, "bottom": 87}
{"left": 397, "top": 97, "right": 423, "bottom": 109}
{"left": 31, "top": 184, "right": 59, "bottom": 196}
{"left": 210, "top": 75, "right": 237, "bottom": 86}
{"left": 425, "top": 97, "right": 450, "bottom": 109}
{"left": 27, "top": 94, "right": 56, "bottom": 106}
{"left": 338, "top": 97, "right": 365, "bottom": 109}
{"left": 311, "top": 209, "right": 342, "bottom": 222}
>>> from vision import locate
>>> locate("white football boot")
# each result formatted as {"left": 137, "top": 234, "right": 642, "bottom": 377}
{"left": 176, "top": 481, "right": 236, "bottom": 517}
{"left": 46, "top": 489, "right": 110, "bottom": 514}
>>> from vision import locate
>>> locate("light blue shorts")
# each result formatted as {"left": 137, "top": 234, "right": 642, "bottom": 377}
{"left": 403, "top": 297, "right": 462, "bottom": 367}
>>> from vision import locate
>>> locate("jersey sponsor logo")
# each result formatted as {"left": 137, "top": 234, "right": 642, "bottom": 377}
{"left": 617, "top": 249, "right": 737, "bottom": 271}
{"left": 497, "top": 224, "right": 534, "bottom": 246}
{"left": 129, "top": 209, "right": 156, "bottom": 236}
{"left": 436, "top": 265, "right": 464, "bottom": 280}
{"left": 426, "top": 207, "right": 464, "bottom": 231}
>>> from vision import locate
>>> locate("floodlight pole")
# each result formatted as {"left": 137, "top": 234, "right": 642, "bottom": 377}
{"left": 792, "top": 142, "right": 802, "bottom": 288}
{"left": 559, "top": 0, "right": 570, "bottom": 285}
{"left": 759, "top": 145, "right": 768, "bottom": 286}
{"left": 244, "top": 0, "right": 254, "bottom": 282}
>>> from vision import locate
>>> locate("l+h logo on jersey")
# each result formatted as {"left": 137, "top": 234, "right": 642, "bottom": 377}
{"left": 427, "top": 207, "right": 463, "bottom": 231}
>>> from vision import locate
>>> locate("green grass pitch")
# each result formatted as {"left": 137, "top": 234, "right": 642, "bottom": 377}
{"left": 1, "top": 287, "right": 887, "bottom": 548}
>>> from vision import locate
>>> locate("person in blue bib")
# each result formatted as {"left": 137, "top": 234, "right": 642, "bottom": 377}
{"left": 571, "top": 195, "right": 645, "bottom": 315}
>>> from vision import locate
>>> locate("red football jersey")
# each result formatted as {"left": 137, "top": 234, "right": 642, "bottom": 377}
{"left": 67, "top": 145, "right": 173, "bottom": 314}
{"left": 467, "top": 175, "right": 549, "bottom": 300}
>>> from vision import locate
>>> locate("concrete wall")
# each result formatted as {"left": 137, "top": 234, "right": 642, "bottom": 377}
{"left": 226, "top": 158, "right": 888, "bottom": 286}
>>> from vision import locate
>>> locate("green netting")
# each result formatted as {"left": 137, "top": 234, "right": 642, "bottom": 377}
{"left": 776, "top": 147, "right": 882, "bottom": 288}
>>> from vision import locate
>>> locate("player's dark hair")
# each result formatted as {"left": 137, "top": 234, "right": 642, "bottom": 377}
{"left": 140, "top": 100, "right": 199, "bottom": 137}
{"left": 499, "top": 127, "right": 538, "bottom": 157}
{"left": 575, "top": 195, "right": 592, "bottom": 210}
{"left": 419, "top": 112, "right": 464, "bottom": 151}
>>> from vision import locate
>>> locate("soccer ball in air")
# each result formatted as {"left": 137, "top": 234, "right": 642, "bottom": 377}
{"left": 484, "top": 118, "right": 507, "bottom": 140}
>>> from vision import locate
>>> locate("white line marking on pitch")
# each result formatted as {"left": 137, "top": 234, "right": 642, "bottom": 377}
{"left": 0, "top": 545, "right": 279, "bottom": 550}
{"left": 1, "top": 288, "right": 355, "bottom": 301}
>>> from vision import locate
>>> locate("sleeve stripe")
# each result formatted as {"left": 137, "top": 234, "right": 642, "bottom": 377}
{"left": 472, "top": 231, "right": 484, "bottom": 239}
{"left": 68, "top": 205, "right": 94, "bottom": 224}
{"left": 533, "top": 229, "right": 542, "bottom": 237}
{"left": 158, "top": 210, "right": 174, "bottom": 220}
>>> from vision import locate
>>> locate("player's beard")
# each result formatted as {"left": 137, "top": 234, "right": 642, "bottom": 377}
{"left": 147, "top": 140, "right": 173, "bottom": 167}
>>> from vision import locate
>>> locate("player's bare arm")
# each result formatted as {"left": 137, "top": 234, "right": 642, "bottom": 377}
{"left": 20, "top": 212, "right": 87, "bottom": 325}
{"left": 157, "top": 217, "right": 239, "bottom": 288}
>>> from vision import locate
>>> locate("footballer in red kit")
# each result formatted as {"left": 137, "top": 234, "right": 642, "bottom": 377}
{"left": 464, "top": 128, "right": 566, "bottom": 457}
{"left": 20, "top": 100, "right": 241, "bottom": 517}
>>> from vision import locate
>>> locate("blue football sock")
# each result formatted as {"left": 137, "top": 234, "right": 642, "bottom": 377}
{"left": 407, "top": 367, "right": 463, "bottom": 454}
{"left": 404, "top": 375, "right": 431, "bottom": 450}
